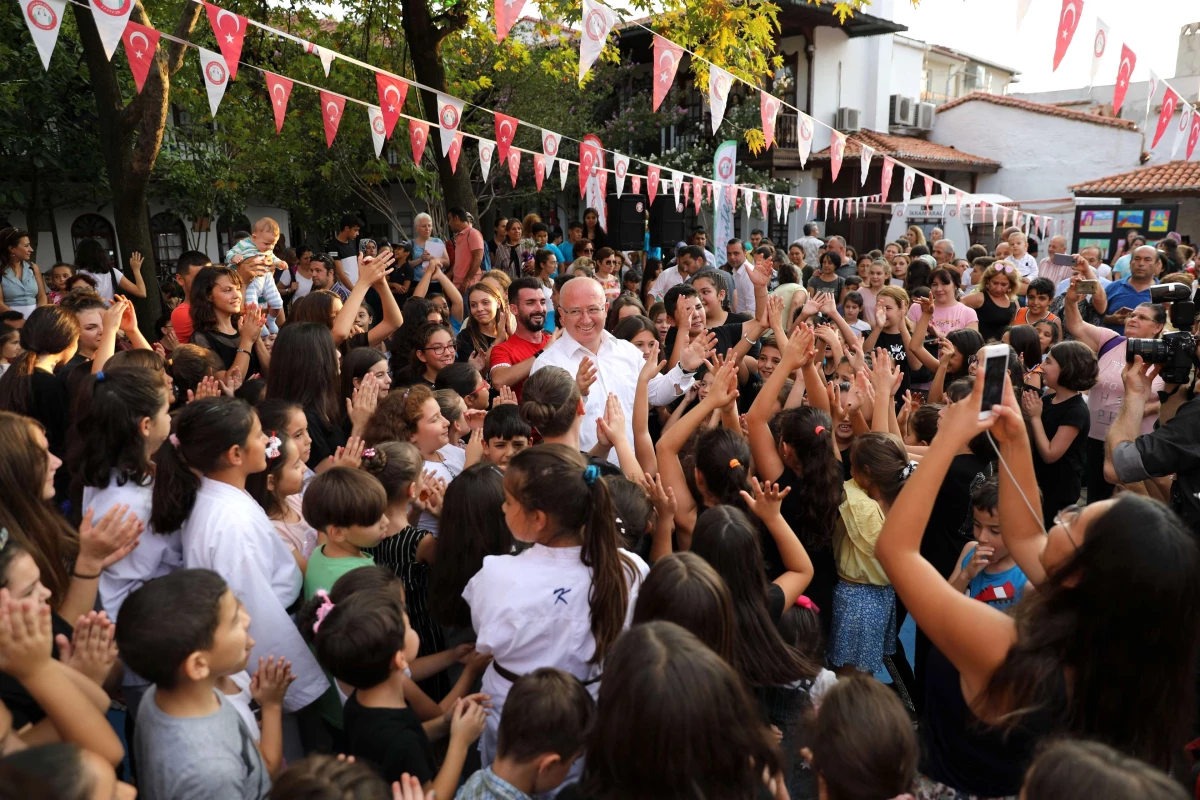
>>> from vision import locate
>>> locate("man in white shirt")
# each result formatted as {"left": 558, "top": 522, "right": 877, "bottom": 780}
{"left": 929, "top": 227, "right": 944, "bottom": 244}
{"left": 530, "top": 278, "right": 709, "bottom": 455}
{"left": 649, "top": 246, "right": 704, "bottom": 301}
{"left": 796, "top": 223, "right": 822, "bottom": 269}
{"left": 691, "top": 228, "right": 719, "bottom": 269}
{"left": 1007, "top": 231, "right": 1039, "bottom": 295}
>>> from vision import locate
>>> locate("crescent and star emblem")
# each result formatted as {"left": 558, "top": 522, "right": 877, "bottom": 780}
{"left": 129, "top": 30, "right": 149, "bottom": 58}
{"left": 271, "top": 83, "right": 286, "bottom": 105}
{"left": 216, "top": 8, "right": 239, "bottom": 43}
{"left": 498, "top": 120, "right": 512, "bottom": 143}
{"left": 383, "top": 84, "right": 402, "bottom": 112}
{"left": 326, "top": 101, "right": 339, "bottom": 121}
{"left": 1118, "top": 57, "right": 1131, "bottom": 87}
{"left": 658, "top": 50, "right": 675, "bottom": 84}
{"left": 1060, "top": 3, "right": 1076, "bottom": 39}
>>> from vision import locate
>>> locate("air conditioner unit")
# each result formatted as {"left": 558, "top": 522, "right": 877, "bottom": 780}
{"left": 916, "top": 102, "right": 936, "bottom": 131}
{"left": 889, "top": 94, "right": 916, "bottom": 127}
{"left": 835, "top": 107, "right": 861, "bottom": 132}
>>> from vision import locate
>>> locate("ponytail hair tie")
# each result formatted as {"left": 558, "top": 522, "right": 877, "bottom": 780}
{"left": 795, "top": 596, "right": 820, "bottom": 614}
{"left": 899, "top": 461, "right": 918, "bottom": 481}
{"left": 168, "top": 433, "right": 180, "bottom": 448}
{"left": 95, "top": 371, "right": 106, "bottom": 382}
{"left": 729, "top": 458, "right": 741, "bottom": 469}
{"left": 312, "top": 590, "right": 335, "bottom": 633}
{"left": 814, "top": 425, "right": 826, "bottom": 435}
{"left": 582, "top": 464, "right": 600, "bottom": 485}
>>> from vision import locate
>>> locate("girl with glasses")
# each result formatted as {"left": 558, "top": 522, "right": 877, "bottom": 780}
{"left": 393, "top": 322, "right": 455, "bottom": 390}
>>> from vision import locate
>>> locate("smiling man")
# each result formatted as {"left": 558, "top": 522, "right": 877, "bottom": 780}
{"left": 490, "top": 277, "right": 551, "bottom": 399}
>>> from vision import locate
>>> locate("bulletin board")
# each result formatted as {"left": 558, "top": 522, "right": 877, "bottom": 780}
{"left": 1072, "top": 202, "right": 1179, "bottom": 262}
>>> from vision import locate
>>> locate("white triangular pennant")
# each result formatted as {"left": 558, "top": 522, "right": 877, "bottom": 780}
{"left": 614, "top": 153, "right": 628, "bottom": 198}
{"left": 559, "top": 158, "right": 569, "bottom": 190}
{"left": 479, "top": 139, "right": 495, "bottom": 182}
{"left": 20, "top": 0, "right": 66, "bottom": 70}
{"left": 796, "top": 112, "right": 814, "bottom": 167}
{"left": 708, "top": 65, "right": 734, "bottom": 133}
{"left": 578, "top": 0, "right": 615, "bottom": 83}
{"left": 859, "top": 144, "right": 874, "bottom": 185}
{"left": 88, "top": 0, "right": 133, "bottom": 61}
{"left": 367, "top": 104, "right": 386, "bottom": 158}
{"left": 198, "top": 47, "right": 229, "bottom": 118}
{"left": 436, "top": 93, "right": 464, "bottom": 157}
{"left": 541, "top": 129, "right": 560, "bottom": 174}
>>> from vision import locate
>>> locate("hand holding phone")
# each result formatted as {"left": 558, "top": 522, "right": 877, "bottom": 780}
{"left": 1076, "top": 279, "right": 1098, "bottom": 295}
{"left": 1052, "top": 252, "right": 1075, "bottom": 267}
{"left": 978, "top": 343, "right": 1009, "bottom": 420}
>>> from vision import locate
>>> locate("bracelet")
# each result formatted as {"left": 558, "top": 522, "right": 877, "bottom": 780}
{"left": 237, "top": 348, "right": 252, "bottom": 355}
{"left": 72, "top": 568, "right": 102, "bottom": 580}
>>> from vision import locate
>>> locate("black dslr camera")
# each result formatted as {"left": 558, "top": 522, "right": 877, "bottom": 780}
{"left": 1126, "top": 283, "right": 1198, "bottom": 385}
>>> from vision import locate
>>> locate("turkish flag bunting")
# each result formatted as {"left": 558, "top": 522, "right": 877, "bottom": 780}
{"left": 448, "top": 133, "right": 463, "bottom": 173}
{"left": 121, "top": 21, "right": 160, "bottom": 94}
{"left": 375, "top": 74, "right": 408, "bottom": 139}
{"left": 758, "top": 191, "right": 768, "bottom": 220}
{"left": 760, "top": 91, "right": 781, "bottom": 150}
{"left": 318, "top": 91, "right": 345, "bottom": 148}
{"left": 262, "top": 71, "right": 292, "bottom": 133}
{"left": 559, "top": 159, "right": 570, "bottom": 191}
{"left": 1152, "top": 86, "right": 1179, "bottom": 149}
{"left": 20, "top": 0, "right": 66, "bottom": 71}
{"left": 534, "top": 154, "right": 545, "bottom": 191}
{"left": 631, "top": 175, "right": 642, "bottom": 196}
{"left": 367, "top": 106, "right": 387, "bottom": 158}
{"left": 923, "top": 175, "right": 933, "bottom": 210}
{"left": 647, "top": 166, "right": 660, "bottom": 205}
{"left": 494, "top": 113, "right": 518, "bottom": 163}
{"left": 1053, "top": 0, "right": 1083, "bottom": 72}
{"left": 691, "top": 176, "right": 702, "bottom": 213}
{"left": 579, "top": 141, "right": 601, "bottom": 198}
{"left": 1188, "top": 113, "right": 1200, "bottom": 160}
{"left": 829, "top": 131, "right": 846, "bottom": 182}
{"left": 542, "top": 130, "right": 560, "bottom": 174}
{"left": 494, "top": 0, "right": 528, "bottom": 42}
{"left": 955, "top": 190, "right": 964, "bottom": 216}
{"left": 204, "top": 3, "right": 246, "bottom": 80}
{"left": 706, "top": 181, "right": 713, "bottom": 205}
{"left": 681, "top": 180, "right": 690, "bottom": 209}
{"left": 508, "top": 150, "right": 521, "bottom": 187}
{"left": 859, "top": 144, "right": 874, "bottom": 186}
{"left": 478, "top": 140, "right": 495, "bottom": 182}
{"left": 652, "top": 35, "right": 683, "bottom": 112}
{"left": 1112, "top": 44, "right": 1136, "bottom": 116}
{"left": 880, "top": 157, "right": 895, "bottom": 201}
{"left": 409, "top": 120, "right": 429, "bottom": 165}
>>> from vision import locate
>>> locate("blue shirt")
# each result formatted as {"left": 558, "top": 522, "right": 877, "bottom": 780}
{"left": 456, "top": 766, "right": 534, "bottom": 800}
{"left": 559, "top": 241, "right": 575, "bottom": 263}
{"left": 961, "top": 546, "right": 1028, "bottom": 611}
{"left": 1102, "top": 278, "right": 1155, "bottom": 331}
{"left": 539, "top": 242, "right": 565, "bottom": 264}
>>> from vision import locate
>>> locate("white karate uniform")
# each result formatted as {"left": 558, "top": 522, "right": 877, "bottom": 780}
{"left": 464, "top": 544, "right": 649, "bottom": 767}
{"left": 418, "top": 444, "right": 465, "bottom": 536}
{"left": 181, "top": 478, "right": 328, "bottom": 712}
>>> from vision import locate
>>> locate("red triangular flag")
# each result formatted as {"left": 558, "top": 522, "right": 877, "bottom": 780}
{"left": 448, "top": 132, "right": 463, "bottom": 173}
{"left": 508, "top": 150, "right": 521, "bottom": 187}
{"left": 1052, "top": 0, "right": 1083, "bottom": 72}
{"left": 409, "top": 120, "right": 429, "bottom": 165}
{"left": 375, "top": 74, "right": 407, "bottom": 139}
{"left": 579, "top": 141, "right": 601, "bottom": 198}
{"left": 923, "top": 175, "right": 933, "bottom": 210}
{"left": 204, "top": 3, "right": 246, "bottom": 80}
{"left": 1188, "top": 113, "right": 1200, "bottom": 161}
{"left": 758, "top": 191, "right": 768, "bottom": 220}
{"left": 121, "top": 21, "right": 160, "bottom": 94}
{"left": 494, "top": 0, "right": 527, "bottom": 43}
{"left": 632, "top": 175, "right": 642, "bottom": 196}
{"left": 534, "top": 153, "right": 545, "bottom": 190}
{"left": 1152, "top": 86, "right": 1179, "bottom": 149}
{"left": 691, "top": 176, "right": 702, "bottom": 213}
{"left": 647, "top": 165, "right": 660, "bottom": 206}
{"left": 318, "top": 91, "right": 345, "bottom": 148}
{"left": 829, "top": 132, "right": 846, "bottom": 182}
{"left": 1113, "top": 43, "right": 1135, "bottom": 116}
{"left": 760, "top": 91, "right": 781, "bottom": 150}
{"left": 263, "top": 71, "right": 292, "bottom": 133}
{"left": 652, "top": 35, "right": 683, "bottom": 113}
{"left": 495, "top": 113, "right": 518, "bottom": 163}
{"left": 706, "top": 181, "right": 713, "bottom": 205}
{"left": 598, "top": 169, "right": 609, "bottom": 201}
{"left": 880, "top": 157, "right": 895, "bottom": 201}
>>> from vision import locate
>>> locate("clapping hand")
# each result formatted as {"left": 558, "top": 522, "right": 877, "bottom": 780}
{"left": 56, "top": 610, "right": 117, "bottom": 685}
{"left": 78, "top": 504, "right": 143, "bottom": 572}
{"left": 188, "top": 375, "right": 222, "bottom": 403}
{"left": 347, "top": 373, "right": 380, "bottom": 430}
{"left": 331, "top": 436, "right": 366, "bottom": 469}
{"left": 1020, "top": 391, "right": 1043, "bottom": 418}
{"left": 596, "top": 393, "right": 629, "bottom": 445}
{"left": 0, "top": 590, "right": 52, "bottom": 682}
{"left": 219, "top": 365, "right": 244, "bottom": 397}
{"left": 250, "top": 655, "right": 296, "bottom": 708}
{"left": 576, "top": 356, "right": 598, "bottom": 397}
{"left": 738, "top": 477, "right": 793, "bottom": 522}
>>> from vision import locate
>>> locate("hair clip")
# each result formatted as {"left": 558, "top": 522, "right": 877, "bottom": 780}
{"left": 795, "top": 596, "right": 820, "bottom": 614}
{"left": 899, "top": 461, "right": 918, "bottom": 481}
{"left": 0, "top": 528, "right": 8, "bottom": 552}
{"left": 362, "top": 448, "right": 377, "bottom": 459}
{"left": 95, "top": 371, "right": 106, "bottom": 382}
{"left": 728, "top": 458, "right": 742, "bottom": 469}
{"left": 312, "top": 589, "right": 335, "bottom": 633}
{"left": 813, "top": 425, "right": 826, "bottom": 435}
{"left": 265, "top": 431, "right": 282, "bottom": 460}
{"left": 995, "top": 261, "right": 1015, "bottom": 274}
{"left": 169, "top": 433, "right": 181, "bottom": 448}
{"left": 582, "top": 464, "right": 600, "bottom": 485}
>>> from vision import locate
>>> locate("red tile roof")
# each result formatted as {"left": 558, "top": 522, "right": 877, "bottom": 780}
{"left": 1069, "top": 160, "right": 1200, "bottom": 196}
{"left": 937, "top": 91, "right": 1137, "bottom": 131}
{"left": 808, "top": 130, "right": 999, "bottom": 169}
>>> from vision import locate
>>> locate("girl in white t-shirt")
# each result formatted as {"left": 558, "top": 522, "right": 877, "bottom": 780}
{"left": 464, "top": 444, "right": 648, "bottom": 768}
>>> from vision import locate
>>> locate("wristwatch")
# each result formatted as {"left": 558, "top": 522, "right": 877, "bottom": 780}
{"left": 677, "top": 360, "right": 698, "bottom": 376}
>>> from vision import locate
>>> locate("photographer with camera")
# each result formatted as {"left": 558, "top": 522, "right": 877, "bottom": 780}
{"left": 1062, "top": 263, "right": 1165, "bottom": 504}
{"left": 1104, "top": 281, "right": 1200, "bottom": 530}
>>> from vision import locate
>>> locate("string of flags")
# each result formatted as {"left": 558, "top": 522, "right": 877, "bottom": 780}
{"left": 17, "top": 0, "right": 1084, "bottom": 235}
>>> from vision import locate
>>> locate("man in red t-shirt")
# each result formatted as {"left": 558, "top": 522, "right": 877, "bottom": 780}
{"left": 168, "top": 251, "right": 214, "bottom": 345}
{"left": 491, "top": 277, "right": 552, "bottom": 399}
{"left": 448, "top": 207, "right": 485, "bottom": 290}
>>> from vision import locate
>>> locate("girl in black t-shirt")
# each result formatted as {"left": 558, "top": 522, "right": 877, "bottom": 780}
{"left": 863, "top": 286, "right": 923, "bottom": 404}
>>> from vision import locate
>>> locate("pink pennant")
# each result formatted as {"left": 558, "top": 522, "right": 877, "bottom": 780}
{"left": 880, "top": 157, "right": 895, "bottom": 201}
{"left": 598, "top": 169, "right": 609, "bottom": 200}
{"left": 829, "top": 132, "right": 846, "bottom": 182}
{"left": 494, "top": 0, "right": 528, "bottom": 42}
{"left": 448, "top": 133, "right": 463, "bottom": 173}
{"left": 760, "top": 91, "right": 781, "bottom": 150}
{"left": 923, "top": 175, "right": 933, "bottom": 210}
{"left": 706, "top": 181, "right": 713, "bottom": 205}
{"left": 409, "top": 119, "right": 429, "bottom": 165}
{"left": 579, "top": 140, "right": 601, "bottom": 198}
{"left": 508, "top": 150, "right": 521, "bottom": 187}
{"left": 121, "top": 21, "right": 160, "bottom": 94}
{"left": 652, "top": 35, "right": 684, "bottom": 113}
{"left": 647, "top": 165, "right": 660, "bottom": 206}
{"left": 758, "top": 191, "right": 768, "bottom": 220}
{"left": 632, "top": 175, "right": 642, "bottom": 196}
{"left": 955, "top": 190, "right": 963, "bottom": 217}
{"left": 534, "top": 153, "right": 545, "bottom": 190}
{"left": 262, "top": 71, "right": 292, "bottom": 133}
{"left": 204, "top": 3, "right": 246, "bottom": 80}
{"left": 691, "top": 176, "right": 702, "bottom": 213}
{"left": 318, "top": 91, "right": 345, "bottom": 148}
{"left": 375, "top": 74, "right": 407, "bottom": 139}
{"left": 495, "top": 113, "right": 518, "bottom": 163}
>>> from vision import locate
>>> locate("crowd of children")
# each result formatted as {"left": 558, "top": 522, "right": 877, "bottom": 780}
{"left": 0, "top": 217, "right": 1197, "bottom": 800}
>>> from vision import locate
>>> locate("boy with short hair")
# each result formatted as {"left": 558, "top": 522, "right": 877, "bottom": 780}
{"left": 301, "top": 467, "right": 390, "bottom": 601}
{"left": 226, "top": 217, "right": 285, "bottom": 332}
{"left": 457, "top": 668, "right": 596, "bottom": 799}
{"left": 1014, "top": 277, "right": 1059, "bottom": 327}
{"left": 948, "top": 475, "right": 1031, "bottom": 610}
{"left": 116, "top": 569, "right": 294, "bottom": 800}
{"left": 482, "top": 405, "right": 531, "bottom": 469}
{"left": 530, "top": 222, "right": 564, "bottom": 263}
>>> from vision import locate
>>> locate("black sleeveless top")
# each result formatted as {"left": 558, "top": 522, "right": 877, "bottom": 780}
{"left": 977, "top": 293, "right": 1017, "bottom": 342}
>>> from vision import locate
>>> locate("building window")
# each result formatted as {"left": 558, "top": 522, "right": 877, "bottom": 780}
{"left": 150, "top": 212, "right": 188, "bottom": 275}
{"left": 70, "top": 214, "right": 117, "bottom": 261}
{"left": 217, "top": 214, "right": 252, "bottom": 259}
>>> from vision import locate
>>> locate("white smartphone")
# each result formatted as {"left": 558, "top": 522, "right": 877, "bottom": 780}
{"left": 978, "top": 343, "right": 1010, "bottom": 420}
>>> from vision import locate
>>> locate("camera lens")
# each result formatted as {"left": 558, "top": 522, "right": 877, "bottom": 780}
{"left": 1127, "top": 337, "right": 1168, "bottom": 365}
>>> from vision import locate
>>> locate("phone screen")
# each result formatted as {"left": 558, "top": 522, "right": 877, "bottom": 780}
{"left": 1052, "top": 252, "right": 1075, "bottom": 266}
{"left": 981, "top": 353, "right": 1008, "bottom": 411}
{"left": 923, "top": 336, "right": 939, "bottom": 358}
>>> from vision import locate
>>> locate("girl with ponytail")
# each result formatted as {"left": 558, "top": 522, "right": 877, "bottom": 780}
{"left": 463, "top": 443, "right": 648, "bottom": 771}
{"left": 150, "top": 396, "right": 327, "bottom": 713}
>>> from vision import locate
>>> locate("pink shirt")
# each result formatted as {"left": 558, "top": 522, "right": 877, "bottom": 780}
{"left": 1089, "top": 329, "right": 1162, "bottom": 440}
{"left": 907, "top": 302, "right": 978, "bottom": 336}
{"left": 452, "top": 225, "right": 486, "bottom": 285}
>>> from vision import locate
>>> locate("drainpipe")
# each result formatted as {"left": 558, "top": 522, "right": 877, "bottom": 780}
{"left": 805, "top": 32, "right": 815, "bottom": 115}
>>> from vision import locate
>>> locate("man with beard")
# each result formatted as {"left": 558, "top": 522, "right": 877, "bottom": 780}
{"left": 491, "top": 276, "right": 553, "bottom": 398}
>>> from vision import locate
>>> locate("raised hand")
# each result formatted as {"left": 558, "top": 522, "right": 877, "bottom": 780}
{"left": 640, "top": 472, "right": 677, "bottom": 520}
{"left": 738, "top": 477, "right": 793, "bottom": 522}
{"left": 817, "top": 291, "right": 838, "bottom": 316}
{"left": 219, "top": 365, "right": 244, "bottom": 397}
{"left": 57, "top": 611, "right": 118, "bottom": 685}
{"left": 239, "top": 303, "right": 268, "bottom": 343}
{"left": 916, "top": 295, "right": 935, "bottom": 316}
{"left": 101, "top": 296, "right": 128, "bottom": 333}
{"left": 766, "top": 294, "right": 786, "bottom": 337}
{"left": 130, "top": 251, "right": 144, "bottom": 275}
{"left": 360, "top": 251, "right": 397, "bottom": 286}
{"left": 78, "top": 504, "right": 143, "bottom": 571}
{"left": 780, "top": 324, "right": 815, "bottom": 371}
{"left": 347, "top": 373, "right": 380, "bottom": 431}
{"left": 639, "top": 341, "right": 664, "bottom": 383}
{"left": 800, "top": 294, "right": 821, "bottom": 319}
{"left": 189, "top": 375, "right": 222, "bottom": 403}
{"left": 937, "top": 335, "right": 956, "bottom": 365}
{"left": 392, "top": 773, "right": 436, "bottom": 800}
{"left": 681, "top": 331, "right": 718, "bottom": 372}
{"left": 492, "top": 385, "right": 518, "bottom": 406}
{"left": 0, "top": 591, "right": 52, "bottom": 681}
{"left": 874, "top": 302, "right": 889, "bottom": 330}
{"left": 596, "top": 393, "right": 629, "bottom": 444}
{"left": 331, "top": 436, "right": 366, "bottom": 469}
{"left": 250, "top": 655, "right": 296, "bottom": 708}
{"left": 576, "top": 355, "right": 598, "bottom": 397}
{"left": 464, "top": 409, "right": 487, "bottom": 431}
{"left": 705, "top": 360, "right": 740, "bottom": 409}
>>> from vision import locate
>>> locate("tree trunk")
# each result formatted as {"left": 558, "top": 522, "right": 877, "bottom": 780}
{"left": 76, "top": 0, "right": 201, "bottom": 334}
{"left": 398, "top": 0, "right": 477, "bottom": 221}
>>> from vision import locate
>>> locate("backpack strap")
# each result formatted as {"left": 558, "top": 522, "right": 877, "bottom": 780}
{"left": 1098, "top": 335, "right": 1126, "bottom": 359}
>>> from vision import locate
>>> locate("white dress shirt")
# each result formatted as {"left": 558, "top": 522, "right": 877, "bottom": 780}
{"left": 733, "top": 263, "right": 757, "bottom": 315}
{"left": 648, "top": 265, "right": 685, "bottom": 301}
{"left": 1011, "top": 253, "right": 1039, "bottom": 281}
{"left": 529, "top": 329, "right": 694, "bottom": 454}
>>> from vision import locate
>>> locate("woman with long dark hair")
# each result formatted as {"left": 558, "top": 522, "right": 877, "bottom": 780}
{"left": 877, "top": 376, "right": 1200, "bottom": 795}
{"left": 582, "top": 207, "right": 607, "bottom": 250}
{"left": 72, "top": 238, "right": 146, "bottom": 302}
{"left": 0, "top": 228, "right": 47, "bottom": 315}
{"left": 188, "top": 266, "right": 269, "bottom": 377}
{"left": 265, "top": 322, "right": 344, "bottom": 470}
{"left": 456, "top": 281, "right": 509, "bottom": 375}
{"left": 393, "top": 322, "right": 455, "bottom": 390}
{"left": 0, "top": 305, "right": 79, "bottom": 467}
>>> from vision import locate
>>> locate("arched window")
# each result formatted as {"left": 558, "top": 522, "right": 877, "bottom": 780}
{"left": 150, "top": 212, "right": 188, "bottom": 274}
{"left": 71, "top": 214, "right": 117, "bottom": 261}
{"left": 217, "top": 214, "right": 252, "bottom": 260}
